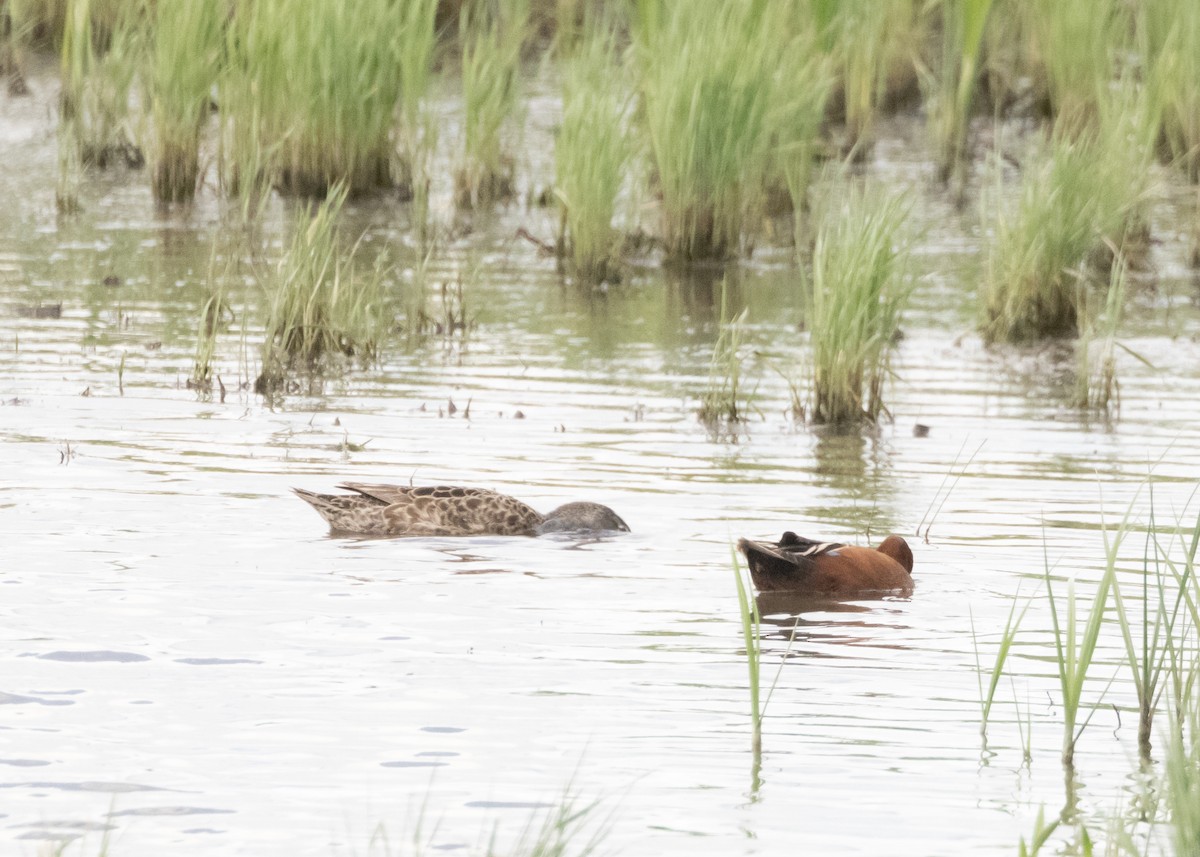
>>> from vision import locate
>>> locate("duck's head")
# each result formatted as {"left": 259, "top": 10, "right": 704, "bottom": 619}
{"left": 536, "top": 502, "right": 630, "bottom": 535}
{"left": 877, "top": 534, "right": 914, "bottom": 574}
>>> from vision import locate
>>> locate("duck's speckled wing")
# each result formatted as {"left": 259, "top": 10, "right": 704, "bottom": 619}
{"left": 340, "top": 483, "right": 545, "bottom": 536}
{"left": 292, "top": 487, "right": 390, "bottom": 534}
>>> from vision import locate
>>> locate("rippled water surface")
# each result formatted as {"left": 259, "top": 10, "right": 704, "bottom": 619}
{"left": 4, "top": 64, "right": 1200, "bottom": 857}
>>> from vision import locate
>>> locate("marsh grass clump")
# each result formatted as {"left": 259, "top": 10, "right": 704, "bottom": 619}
{"left": 2, "top": 0, "right": 33, "bottom": 94}
{"left": 4, "top": 0, "right": 68, "bottom": 53}
{"left": 633, "top": 0, "right": 820, "bottom": 261}
{"left": 146, "top": 0, "right": 220, "bottom": 203}
{"left": 257, "top": 185, "right": 392, "bottom": 391}
{"left": 1140, "top": 0, "right": 1200, "bottom": 182}
{"left": 823, "top": 0, "right": 920, "bottom": 155}
{"left": 60, "top": 0, "right": 144, "bottom": 168}
{"left": 807, "top": 180, "right": 911, "bottom": 425}
{"left": 455, "top": 0, "right": 528, "bottom": 207}
{"left": 772, "top": 15, "right": 832, "bottom": 218}
{"left": 215, "top": 24, "right": 270, "bottom": 205}
{"left": 982, "top": 84, "right": 1155, "bottom": 344}
{"left": 981, "top": 143, "right": 1097, "bottom": 342}
{"left": 394, "top": 0, "right": 439, "bottom": 198}
{"left": 555, "top": 15, "right": 629, "bottom": 282}
{"left": 697, "top": 282, "right": 753, "bottom": 433}
{"left": 930, "top": 0, "right": 996, "bottom": 187}
{"left": 1026, "top": 0, "right": 1129, "bottom": 131}
{"left": 191, "top": 290, "right": 226, "bottom": 393}
{"left": 224, "top": 0, "right": 407, "bottom": 198}
{"left": 405, "top": 273, "right": 476, "bottom": 352}
{"left": 56, "top": 117, "right": 82, "bottom": 214}
{"left": 190, "top": 286, "right": 232, "bottom": 393}
{"left": 191, "top": 246, "right": 236, "bottom": 394}
{"left": 1071, "top": 257, "right": 1128, "bottom": 413}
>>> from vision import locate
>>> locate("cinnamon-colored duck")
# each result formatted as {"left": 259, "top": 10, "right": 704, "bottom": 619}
{"left": 737, "top": 532, "right": 914, "bottom": 595}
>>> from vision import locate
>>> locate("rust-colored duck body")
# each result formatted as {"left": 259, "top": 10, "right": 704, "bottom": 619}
{"left": 294, "top": 483, "right": 629, "bottom": 537}
{"left": 737, "top": 532, "right": 913, "bottom": 595}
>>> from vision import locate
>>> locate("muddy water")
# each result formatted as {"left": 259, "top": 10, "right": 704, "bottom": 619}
{"left": 4, "top": 64, "right": 1200, "bottom": 857}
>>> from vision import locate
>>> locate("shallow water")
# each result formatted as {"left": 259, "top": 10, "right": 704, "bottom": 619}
{"left": 4, "top": 63, "right": 1200, "bottom": 857}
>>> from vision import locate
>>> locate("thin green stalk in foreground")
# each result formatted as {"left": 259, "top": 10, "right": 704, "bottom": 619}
{"left": 1043, "top": 535, "right": 1118, "bottom": 768}
{"left": 1012, "top": 678, "right": 1033, "bottom": 766}
{"left": 971, "top": 591, "right": 1030, "bottom": 744}
{"left": 1148, "top": 492, "right": 1200, "bottom": 729}
{"left": 1166, "top": 666, "right": 1200, "bottom": 855}
{"left": 1096, "top": 489, "right": 1174, "bottom": 763}
{"left": 732, "top": 545, "right": 763, "bottom": 758}
{"left": 807, "top": 179, "right": 911, "bottom": 425}
{"left": 367, "top": 785, "right": 609, "bottom": 857}
{"left": 1017, "top": 806, "right": 1060, "bottom": 857}
{"left": 495, "top": 786, "right": 610, "bottom": 857}
{"left": 730, "top": 544, "right": 799, "bottom": 781}
{"left": 1166, "top": 498, "right": 1200, "bottom": 736}
{"left": 915, "top": 440, "right": 984, "bottom": 543}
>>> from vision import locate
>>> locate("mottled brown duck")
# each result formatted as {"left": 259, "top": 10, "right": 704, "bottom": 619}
{"left": 294, "top": 483, "right": 629, "bottom": 537}
{"left": 737, "top": 532, "right": 913, "bottom": 595}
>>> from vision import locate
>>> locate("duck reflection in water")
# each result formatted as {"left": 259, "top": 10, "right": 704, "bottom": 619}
{"left": 754, "top": 593, "right": 912, "bottom": 652}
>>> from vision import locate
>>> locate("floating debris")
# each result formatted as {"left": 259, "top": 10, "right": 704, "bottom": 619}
{"left": 15, "top": 303, "right": 62, "bottom": 319}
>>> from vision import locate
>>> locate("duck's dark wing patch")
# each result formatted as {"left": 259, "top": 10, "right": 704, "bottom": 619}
{"left": 776, "top": 532, "right": 846, "bottom": 558}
